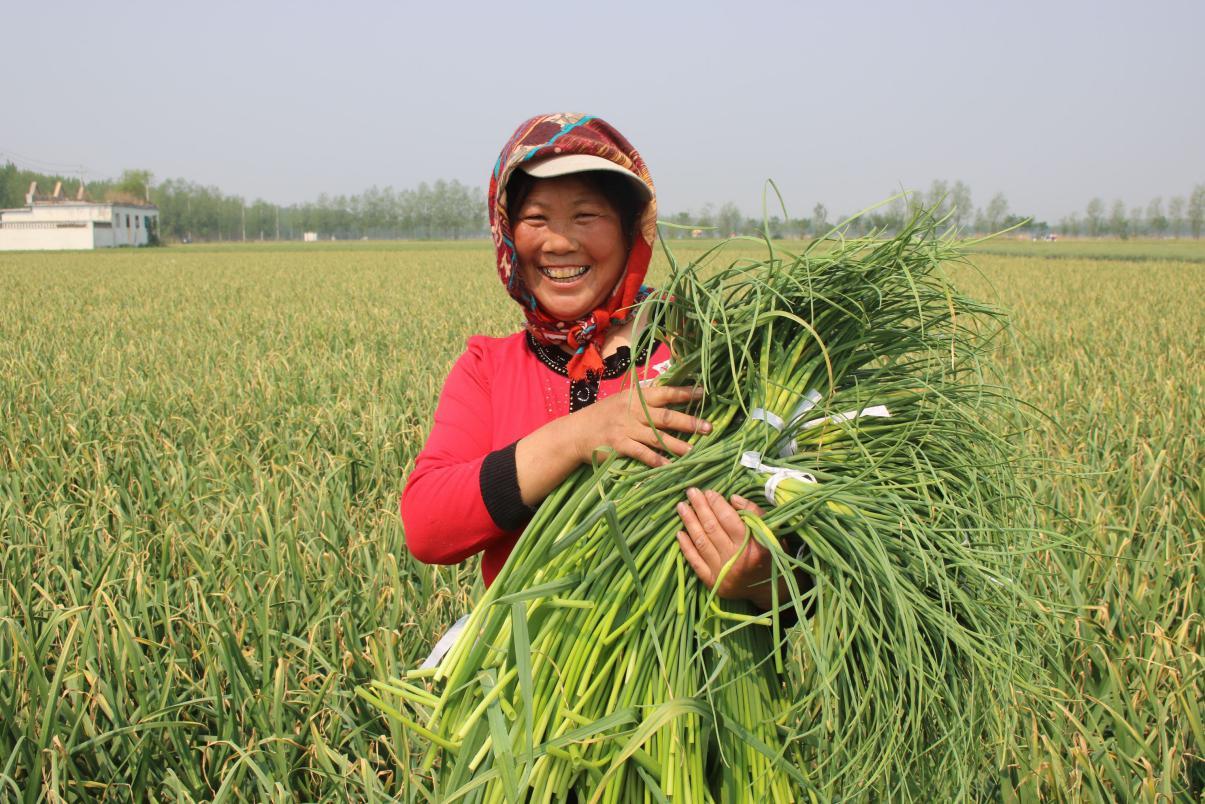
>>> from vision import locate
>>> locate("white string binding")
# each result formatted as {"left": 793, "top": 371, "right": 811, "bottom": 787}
{"left": 750, "top": 394, "right": 889, "bottom": 459}
{"left": 740, "top": 450, "right": 816, "bottom": 506}
{"left": 801, "top": 404, "right": 891, "bottom": 430}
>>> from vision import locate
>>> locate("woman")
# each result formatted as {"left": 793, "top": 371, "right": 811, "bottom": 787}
{"left": 402, "top": 113, "right": 784, "bottom": 611}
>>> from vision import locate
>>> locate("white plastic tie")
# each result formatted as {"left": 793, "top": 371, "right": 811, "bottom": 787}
{"left": 749, "top": 407, "right": 785, "bottom": 431}
{"left": 789, "top": 389, "right": 824, "bottom": 422}
{"left": 800, "top": 404, "right": 891, "bottom": 430}
{"left": 739, "top": 450, "right": 765, "bottom": 470}
{"left": 740, "top": 451, "right": 816, "bottom": 506}
{"left": 420, "top": 613, "right": 469, "bottom": 670}
{"left": 779, "top": 389, "right": 824, "bottom": 457}
{"left": 640, "top": 359, "right": 673, "bottom": 387}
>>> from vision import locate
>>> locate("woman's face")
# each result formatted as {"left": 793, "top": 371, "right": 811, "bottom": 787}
{"left": 512, "top": 174, "right": 628, "bottom": 323}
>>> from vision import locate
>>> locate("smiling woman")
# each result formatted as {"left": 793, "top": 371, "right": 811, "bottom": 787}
{"left": 400, "top": 113, "right": 788, "bottom": 609}
{"left": 511, "top": 171, "right": 641, "bottom": 323}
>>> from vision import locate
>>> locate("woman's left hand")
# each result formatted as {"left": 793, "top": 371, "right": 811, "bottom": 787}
{"left": 675, "top": 488, "right": 782, "bottom": 610}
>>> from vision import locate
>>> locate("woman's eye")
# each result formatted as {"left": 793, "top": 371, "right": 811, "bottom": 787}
{"left": 576, "top": 213, "right": 599, "bottom": 222}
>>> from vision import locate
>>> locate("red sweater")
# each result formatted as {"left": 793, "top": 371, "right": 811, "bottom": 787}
{"left": 401, "top": 332, "right": 672, "bottom": 586}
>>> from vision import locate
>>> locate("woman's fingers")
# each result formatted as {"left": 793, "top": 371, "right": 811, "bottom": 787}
{"left": 693, "top": 488, "right": 737, "bottom": 553}
{"left": 676, "top": 488, "right": 778, "bottom": 603}
{"left": 645, "top": 385, "right": 705, "bottom": 406}
{"left": 625, "top": 389, "right": 710, "bottom": 434}
{"left": 676, "top": 530, "right": 715, "bottom": 588}
{"left": 621, "top": 440, "right": 671, "bottom": 468}
{"left": 649, "top": 406, "right": 711, "bottom": 435}
{"left": 676, "top": 493, "right": 726, "bottom": 572}
{"left": 711, "top": 492, "right": 754, "bottom": 541}
{"left": 730, "top": 493, "right": 766, "bottom": 517}
{"left": 635, "top": 426, "right": 693, "bottom": 457}
{"left": 575, "top": 385, "right": 709, "bottom": 469}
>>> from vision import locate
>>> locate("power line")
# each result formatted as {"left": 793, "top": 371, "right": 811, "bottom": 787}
{"left": 0, "top": 147, "right": 91, "bottom": 176}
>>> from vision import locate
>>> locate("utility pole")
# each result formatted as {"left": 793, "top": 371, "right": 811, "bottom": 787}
{"left": 275, "top": 205, "right": 281, "bottom": 241}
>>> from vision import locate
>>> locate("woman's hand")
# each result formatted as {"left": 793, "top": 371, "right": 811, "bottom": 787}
{"left": 570, "top": 385, "right": 711, "bottom": 468}
{"left": 514, "top": 385, "right": 710, "bottom": 508}
{"left": 676, "top": 489, "right": 783, "bottom": 610}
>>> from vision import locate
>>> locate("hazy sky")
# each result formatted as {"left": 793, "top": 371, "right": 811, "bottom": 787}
{"left": 6, "top": 0, "right": 1203, "bottom": 222}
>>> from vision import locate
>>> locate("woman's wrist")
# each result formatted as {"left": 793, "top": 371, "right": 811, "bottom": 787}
{"left": 514, "top": 416, "right": 589, "bottom": 507}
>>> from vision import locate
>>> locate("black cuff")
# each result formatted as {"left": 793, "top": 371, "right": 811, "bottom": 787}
{"left": 480, "top": 442, "right": 536, "bottom": 531}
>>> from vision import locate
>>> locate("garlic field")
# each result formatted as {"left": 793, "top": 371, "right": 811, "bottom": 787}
{"left": 0, "top": 240, "right": 1200, "bottom": 801}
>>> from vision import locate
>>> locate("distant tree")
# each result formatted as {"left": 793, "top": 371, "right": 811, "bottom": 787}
{"left": 771, "top": 215, "right": 804, "bottom": 238}
{"left": 1128, "top": 206, "right": 1144, "bottom": 238}
{"left": 1002, "top": 212, "right": 1031, "bottom": 231}
{"left": 247, "top": 199, "right": 275, "bottom": 240}
{"left": 1005, "top": 213, "right": 1037, "bottom": 231}
{"left": 812, "top": 202, "right": 828, "bottom": 236}
{"left": 357, "top": 185, "right": 384, "bottom": 235}
{"left": 225, "top": 195, "right": 244, "bottom": 240}
{"left": 1060, "top": 212, "right": 1081, "bottom": 237}
{"left": 950, "top": 180, "right": 973, "bottom": 230}
{"left": 1146, "top": 197, "right": 1168, "bottom": 237}
{"left": 984, "top": 192, "right": 1010, "bottom": 232}
{"left": 1167, "top": 196, "right": 1185, "bottom": 237}
{"left": 717, "top": 202, "right": 743, "bottom": 237}
{"left": 0, "top": 162, "right": 20, "bottom": 207}
{"left": 885, "top": 194, "right": 908, "bottom": 231}
{"left": 1189, "top": 184, "right": 1205, "bottom": 239}
{"left": 194, "top": 185, "right": 224, "bottom": 240}
{"left": 152, "top": 177, "right": 192, "bottom": 240}
{"left": 430, "top": 179, "right": 452, "bottom": 237}
{"left": 1109, "top": 200, "right": 1128, "bottom": 238}
{"left": 666, "top": 211, "right": 691, "bottom": 239}
{"left": 1085, "top": 197, "right": 1106, "bottom": 236}
{"left": 398, "top": 187, "right": 419, "bottom": 235}
{"left": 414, "top": 184, "right": 435, "bottom": 237}
{"left": 906, "top": 190, "right": 927, "bottom": 221}
{"left": 113, "top": 168, "right": 154, "bottom": 203}
{"left": 926, "top": 179, "right": 949, "bottom": 220}
{"left": 765, "top": 215, "right": 784, "bottom": 239}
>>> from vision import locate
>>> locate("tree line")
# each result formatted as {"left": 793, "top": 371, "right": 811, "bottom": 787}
{"left": 664, "top": 180, "right": 1205, "bottom": 240}
{"left": 1058, "top": 192, "right": 1205, "bottom": 239}
{"left": 0, "top": 164, "right": 488, "bottom": 242}
{"left": 154, "top": 178, "right": 487, "bottom": 242}
{"left": 3, "top": 162, "right": 1203, "bottom": 241}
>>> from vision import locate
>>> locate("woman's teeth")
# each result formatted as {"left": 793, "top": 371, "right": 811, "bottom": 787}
{"left": 540, "top": 265, "right": 590, "bottom": 281}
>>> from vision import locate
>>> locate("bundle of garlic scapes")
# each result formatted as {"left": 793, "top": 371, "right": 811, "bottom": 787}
{"left": 366, "top": 208, "right": 1045, "bottom": 801}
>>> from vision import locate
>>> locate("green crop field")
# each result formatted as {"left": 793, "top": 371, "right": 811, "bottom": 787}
{"left": 1, "top": 239, "right": 1201, "bottom": 801}
{"left": 966, "top": 237, "right": 1205, "bottom": 263}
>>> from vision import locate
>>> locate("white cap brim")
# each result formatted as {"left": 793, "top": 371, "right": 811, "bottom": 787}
{"left": 519, "top": 154, "right": 651, "bottom": 200}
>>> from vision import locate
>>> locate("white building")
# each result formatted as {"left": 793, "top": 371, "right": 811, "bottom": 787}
{"left": 0, "top": 182, "right": 159, "bottom": 251}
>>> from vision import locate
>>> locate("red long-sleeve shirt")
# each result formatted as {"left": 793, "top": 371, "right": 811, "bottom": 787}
{"left": 401, "top": 332, "right": 672, "bottom": 586}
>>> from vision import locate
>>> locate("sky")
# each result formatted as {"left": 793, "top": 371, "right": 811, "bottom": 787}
{"left": 5, "top": 0, "right": 1203, "bottom": 223}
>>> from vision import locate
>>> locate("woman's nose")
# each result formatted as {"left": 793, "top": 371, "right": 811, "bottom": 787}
{"left": 541, "top": 227, "right": 577, "bottom": 253}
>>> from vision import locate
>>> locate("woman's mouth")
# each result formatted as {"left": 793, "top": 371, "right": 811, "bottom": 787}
{"left": 539, "top": 265, "right": 590, "bottom": 283}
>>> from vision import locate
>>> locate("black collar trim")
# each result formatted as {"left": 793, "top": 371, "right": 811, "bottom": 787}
{"left": 524, "top": 332, "right": 652, "bottom": 380}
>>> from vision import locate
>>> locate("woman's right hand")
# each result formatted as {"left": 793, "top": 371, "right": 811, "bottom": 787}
{"left": 569, "top": 385, "right": 712, "bottom": 468}
{"left": 515, "top": 385, "right": 712, "bottom": 507}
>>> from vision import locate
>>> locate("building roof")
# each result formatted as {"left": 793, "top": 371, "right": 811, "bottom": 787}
{"left": 25, "top": 198, "right": 159, "bottom": 210}
{"left": 20, "top": 180, "right": 158, "bottom": 210}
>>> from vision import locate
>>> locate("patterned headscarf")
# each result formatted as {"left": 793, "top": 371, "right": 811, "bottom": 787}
{"left": 489, "top": 113, "right": 657, "bottom": 381}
